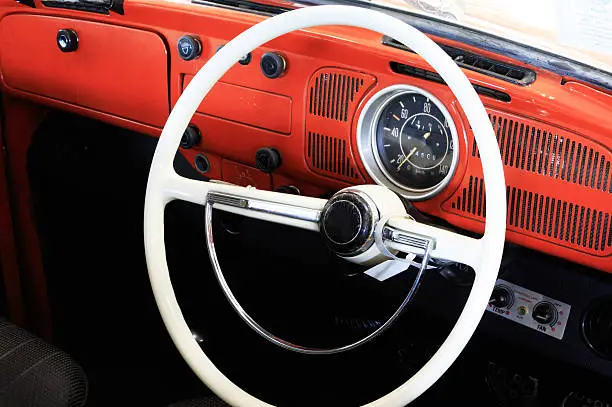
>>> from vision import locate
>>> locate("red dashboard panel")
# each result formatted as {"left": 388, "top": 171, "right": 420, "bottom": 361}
{"left": 0, "top": 14, "right": 169, "bottom": 127}
{"left": 304, "top": 67, "right": 376, "bottom": 183}
{"left": 183, "top": 76, "right": 292, "bottom": 134}
{"left": 444, "top": 109, "right": 612, "bottom": 258}
{"left": 0, "top": 0, "right": 610, "bottom": 273}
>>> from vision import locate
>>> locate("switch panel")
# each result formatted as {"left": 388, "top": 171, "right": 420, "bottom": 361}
{"left": 486, "top": 279, "right": 571, "bottom": 340}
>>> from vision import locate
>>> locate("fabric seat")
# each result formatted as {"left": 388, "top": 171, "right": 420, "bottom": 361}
{"left": 0, "top": 319, "right": 88, "bottom": 407}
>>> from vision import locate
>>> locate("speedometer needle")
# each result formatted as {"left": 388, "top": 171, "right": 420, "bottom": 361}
{"left": 423, "top": 131, "right": 431, "bottom": 140}
{"left": 397, "top": 147, "right": 418, "bottom": 171}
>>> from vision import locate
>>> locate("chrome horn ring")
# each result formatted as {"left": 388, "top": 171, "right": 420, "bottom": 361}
{"left": 204, "top": 189, "right": 433, "bottom": 355}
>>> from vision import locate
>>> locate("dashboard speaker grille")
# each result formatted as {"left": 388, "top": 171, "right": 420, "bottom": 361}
{"left": 307, "top": 132, "right": 359, "bottom": 179}
{"left": 308, "top": 72, "right": 365, "bottom": 122}
{"left": 473, "top": 114, "right": 612, "bottom": 193}
{"left": 444, "top": 109, "right": 612, "bottom": 257}
{"left": 451, "top": 180, "right": 611, "bottom": 252}
{"left": 305, "top": 68, "right": 375, "bottom": 182}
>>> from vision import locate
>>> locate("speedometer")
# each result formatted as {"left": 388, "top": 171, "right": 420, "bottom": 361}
{"left": 357, "top": 85, "right": 459, "bottom": 200}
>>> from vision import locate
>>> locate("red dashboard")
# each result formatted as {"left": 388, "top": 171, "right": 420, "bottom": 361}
{"left": 0, "top": 0, "right": 610, "bottom": 273}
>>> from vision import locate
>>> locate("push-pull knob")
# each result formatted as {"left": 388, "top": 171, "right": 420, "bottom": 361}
{"left": 177, "top": 35, "right": 202, "bottom": 61}
{"left": 57, "top": 29, "right": 78, "bottom": 53}
{"left": 255, "top": 147, "right": 281, "bottom": 173}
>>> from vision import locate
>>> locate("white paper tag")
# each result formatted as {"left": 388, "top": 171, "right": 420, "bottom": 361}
{"left": 365, "top": 255, "right": 416, "bottom": 282}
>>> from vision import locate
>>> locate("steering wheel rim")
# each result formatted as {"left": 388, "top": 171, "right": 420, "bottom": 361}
{"left": 144, "top": 5, "right": 506, "bottom": 406}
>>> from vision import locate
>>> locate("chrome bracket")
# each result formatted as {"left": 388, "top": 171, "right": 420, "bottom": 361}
{"left": 382, "top": 225, "right": 436, "bottom": 257}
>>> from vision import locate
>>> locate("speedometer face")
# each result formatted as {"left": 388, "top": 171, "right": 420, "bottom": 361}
{"left": 357, "top": 85, "right": 459, "bottom": 199}
{"left": 373, "top": 91, "right": 456, "bottom": 193}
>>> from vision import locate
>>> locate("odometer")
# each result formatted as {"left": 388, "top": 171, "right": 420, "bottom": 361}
{"left": 357, "top": 86, "right": 459, "bottom": 200}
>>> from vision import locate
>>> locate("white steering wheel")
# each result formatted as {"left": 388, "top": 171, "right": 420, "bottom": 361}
{"left": 144, "top": 5, "right": 506, "bottom": 406}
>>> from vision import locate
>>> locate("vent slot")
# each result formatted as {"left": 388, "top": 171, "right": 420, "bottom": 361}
{"left": 451, "top": 181, "right": 612, "bottom": 253}
{"left": 42, "top": 0, "right": 124, "bottom": 14}
{"left": 307, "top": 132, "right": 359, "bottom": 179}
{"left": 390, "top": 62, "right": 511, "bottom": 102}
{"left": 305, "top": 68, "right": 373, "bottom": 183}
{"left": 308, "top": 72, "right": 365, "bottom": 122}
{"left": 383, "top": 36, "right": 536, "bottom": 85}
{"left": 473, "top": 114, "right": 612, "bottom": 193}
{"left": 16, "top": 0, "right": 35, "bottom": 7}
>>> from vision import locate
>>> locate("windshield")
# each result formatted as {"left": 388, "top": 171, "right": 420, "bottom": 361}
{"left": 360, "top": 0, "right": 612, "bottom": 74}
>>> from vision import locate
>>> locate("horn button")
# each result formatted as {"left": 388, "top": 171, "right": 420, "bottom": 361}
{"left": 320, "top": 191, "right": 379, "bottom": 257}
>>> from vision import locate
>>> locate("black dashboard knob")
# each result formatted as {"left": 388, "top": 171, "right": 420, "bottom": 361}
{"left": 532, "top": 301, "right": 558, "bottom": 326}
{"left": 260, "top": 52, "right": 286, "bottom": 78}
{"left": 177, "top": 35, "right": 202, "bottom": 61}
{"left": 180, "top": 125, "right": 201, "bottom": 149}
{"left": 255, "top": 147, "right": 281, "bottom": 173}
{"left": 57, "top": 29, "right": 78, "bottom": 53}
{"left": 489, "top": 285, "right": 514, "bottom": 309}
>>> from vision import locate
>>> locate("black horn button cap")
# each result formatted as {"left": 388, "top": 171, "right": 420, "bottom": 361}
{"left": 320, "top": 191, "right": 377, "bottom": 257}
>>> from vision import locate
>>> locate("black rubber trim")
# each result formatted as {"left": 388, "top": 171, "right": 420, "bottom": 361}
{"left": 383, "top": 35, "right": 536, "bottom": 86}
{"left": 390, "top": 62, "right": 512, "bottom": 103}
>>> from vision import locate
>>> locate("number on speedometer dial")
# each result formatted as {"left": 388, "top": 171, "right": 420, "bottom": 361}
{"left": 375, "top": 92, "right": 455, "bottom": 191}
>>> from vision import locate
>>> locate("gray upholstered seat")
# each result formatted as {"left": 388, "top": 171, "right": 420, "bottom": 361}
{"left": 0, "top": 319, "right": 88, "bottom": 407}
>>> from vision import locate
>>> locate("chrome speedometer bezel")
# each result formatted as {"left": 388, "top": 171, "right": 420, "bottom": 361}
{"left": 356, "top": 84, "right": 460, "bottom": 201}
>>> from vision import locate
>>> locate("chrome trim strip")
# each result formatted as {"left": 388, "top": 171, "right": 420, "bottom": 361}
{"left": 247, "top": 199, "right": 321, "bottom": 222}
{"left": 382, "top": 225, "right": 436, "bottom": 255}
{"left": 208, "top": 192, "right": 321, "bottom": 223}
{"left": 208, "top": 193, "right": 248, "bottom": 208}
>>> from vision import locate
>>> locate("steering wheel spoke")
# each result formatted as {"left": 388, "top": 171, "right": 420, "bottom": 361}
{"left": 382, "top": 216, "right": 482, "bottom": 270}
{"left": 163, "top": 174, "right": 327, "bottom": 232}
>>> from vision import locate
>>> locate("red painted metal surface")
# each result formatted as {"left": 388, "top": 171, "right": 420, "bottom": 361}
{"left": 184, "top": 77, "right": 293, "bottom": 134}
{"left": 0, "top": 14, "right": 169, "bottom": 127}
{"left": 0, "top": 0, "right": 608, "bottom": 290}
{"left": 221, "top": 159, "right": 271, "bottom": 189}
{"left": 1, "top": 95, "right": 52, "bottom": 339}
{"left": 304, "top": 68, "right": 375, "bottom": 183}
{"left": 443, "top": 109, "right": 612, "bottom": 257}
